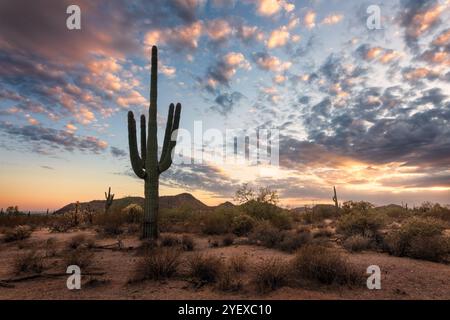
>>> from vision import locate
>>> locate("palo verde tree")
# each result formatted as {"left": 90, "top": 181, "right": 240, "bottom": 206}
{"left": 127, "top": 46, "right": 182, "bottom": 239}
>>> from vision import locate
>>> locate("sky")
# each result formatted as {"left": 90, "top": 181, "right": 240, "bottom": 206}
{"left": 0, "top": 0, "right": 450, "bottom": 211}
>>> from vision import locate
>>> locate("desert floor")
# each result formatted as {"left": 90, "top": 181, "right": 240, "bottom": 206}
{"left": 0, "top": 229, "right": 449, "bottom": 300}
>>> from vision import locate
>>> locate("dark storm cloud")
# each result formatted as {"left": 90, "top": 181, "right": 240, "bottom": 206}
{"left": 0, "top": 121, "right": 107, "bottom": 154}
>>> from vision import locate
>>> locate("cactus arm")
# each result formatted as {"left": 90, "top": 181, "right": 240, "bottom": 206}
{"left": 159, "top": 103, "right": 181, "bottom": 173}
{"left": 140, "top": 115, "right": 147, "bottom": 165}
{"left": 160, "top": 103, "right": 175, "bottom": 164}
{"left": 128, "top": 111, "right": 146, "bottom": 179}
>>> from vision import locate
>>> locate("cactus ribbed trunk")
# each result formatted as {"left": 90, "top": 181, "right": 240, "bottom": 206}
{"left": 127, "top": 46, "right": 182, "bottom": 240}
{"left": 143, "top": 176, "right": 159, "bottom": 239}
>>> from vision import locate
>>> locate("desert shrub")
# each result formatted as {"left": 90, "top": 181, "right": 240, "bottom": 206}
{"left": 228, "top": 255, "right": 247, "bottom": 273}
{"left": 419, "top": 203, "right": 450, "bottom": 222}
{"left": 337, "top": 211, "right": 384, "bottom": 239}
{"left": 64, "top": 248, "right": 93, "bottom": 268}
{"left": 343, "top": 235, "right": 372, "bottom": 252}
{"left": 276, "top": 231, "right": 312, "bottom": 253}
{"left": 159, "top": 206, "right": 206, "bottom": 233}
{"left": 385, "top": 217, "right": 448, "bottom": 261}
{"left": 341, "top": 201, "right": 374, "bottom": 214}
{"left": 249, "top": 221, "right": 283, "bottom": 248}
{"left": 4, "top": 225, "right": 32, "bottom": 242}
{"left": 222, "top": 234, "right": 235, "bottom": 246}
{"left": 13, "top": 250, "right": 45, "bottom": 275}
{"left": 269, "top": 211, "right": 293, "bottom": 230}
{"left": 216, "top": 268, "right": 243, "bottom": 292}
{"left": 160, "top": 235, "right": 180, "bottom": 247}
{"left": 181, "top": 235, "right": 195, "bottom": 251}
{"left": 67, "top": 234, "right": 87, "bottom": 249}
{"left": 292, "top": 244, "right": 362, "bottom": 285}
{"left": 49, "top": 215, "right": 73, "bottom": 233}
{"left": 132, "top": 247, "right": 181, "bottom": 281}
{"left": 241, "top": 200, "right": 293, "bottom": 230}
{"left": 201, "top": 211, "right": 234, "bottom": 235}
{"left": 231, "top": 214, "right": 255, "bottom": 236}
{"left": 252, "top": 258, "right": 290, "bottom": 293}
{"left": 376, "top": 205, "right": 410, "bottom": 220}
{"left": 305, "top": 205, "right": 339, "bottom": 223}
{"left": 121, "top": 204, "right": 144, "bottom": 224}
{"left": 187, "top": 254, "right": 223, "bottom": 284}
{"left": 313, "top": 227, "right": 334, "bottom": 238}
{"left": 44, "top": 237, "right": 58, "bottom": 257}
{"left": 99, "top": 214, "right": 124, "bottom": 236}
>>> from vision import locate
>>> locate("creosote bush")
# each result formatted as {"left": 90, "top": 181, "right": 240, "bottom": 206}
{"left": 292, "top": 244, "right": 362, "bottom": 285}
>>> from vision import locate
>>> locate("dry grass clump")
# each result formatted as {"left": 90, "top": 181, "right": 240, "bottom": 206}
{"left": 4, "top": 225, "right": 32, "bottom": 242}
{"left": 160, "top": 235, "right": 180, "bottom": 247}
{"left": 252, "top": 258, "right": 290, "bottom": 293}
{"left": 131, "top": 247, "right": 181, "bottom": 281}
{"left": 277, "top": 230, "right": 312, "bottom": 253}
{"left": 181, "top": 235, "right": 195, "bottom": 251}
{"left": 186, "top": 253, "right": 223, "bottom": 284}
{"left": 229, "top": 255, "right": 247, "bottom": 273}
{"left": 67, "top": 234, "right": 95, "bottom": 250}
{"left": 216, "top": 268, "right": 243, "bottom": 292}
{"left": 292, "top": 244, "right": 362, "bottom": 286}
{"left": 222, "top": 234, "right": 235, "bottom": 246}
{"left": 44, "top": 237, "right": 58, "bottom": 257}
{"left": 343, "top": 235, "right": 372, "bottom": 252}
{"left": 13, "top": 250, "right": 45, "bottom": 275}
{"left": 63, "top": 248, "right": 93, "bottom": 269}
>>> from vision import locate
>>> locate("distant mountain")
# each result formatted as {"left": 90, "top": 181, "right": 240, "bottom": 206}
{"left": 54, "top": 193, "right": 209, "bottom": 215}
{"left": 214, "top": 201, "right": 235, "bottom": 209}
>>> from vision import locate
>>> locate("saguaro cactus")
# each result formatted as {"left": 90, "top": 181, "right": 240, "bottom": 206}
{"left": 104, "top": 187, "right": 114, "bottom": 214}
{"left": 332, "top": 186, "right": 339, "bottom": 212}
{"left": 127, "top": 46, "right": 182, "bottom": 239}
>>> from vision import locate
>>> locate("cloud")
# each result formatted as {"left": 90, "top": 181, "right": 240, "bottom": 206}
{"left": 203, "top": 52, "right": 250, "bottom": 92}
{"left": 267, "top": 26, "right": 290, "bottom": 49}
{"left": 144, "top": 21, "right": 203, "bottom": 51}
{"left": 212, "top": 91, "right": 245, "bottom": 115}
{"left": 303, "top": 10, "right": 316, "bottom": 29}
{"left": 321, "top": 14, "right": 344, "bottom": 25}
{"left": 252, "top": 0, "right": 294, "bottom": 17}
{"left": 111, "top": 146, "right": 127, "bottom": 158}
{"left": 397, "top": 0, "right": 448, "bottom": 49}
{"left": 252, "top": 52, "right": 292, "bottom": 72}
{"left": 205, "top": 19, "right": 233, "bottom": 42}
{"left": 0, "top": 121, "right": 108, "bottom": 154}
{"left": 162, "top": 162, "right": 239, "bottom": 196}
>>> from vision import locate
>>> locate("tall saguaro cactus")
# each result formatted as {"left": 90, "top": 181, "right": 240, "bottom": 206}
{"left": 332, "top": 186, "right": 339, "bottom": 212}
{"left": 105, "top": 187, "right": 114, "bottom": 214}
{"left": 127, "top": 46, "right": 182, "bottom": 239}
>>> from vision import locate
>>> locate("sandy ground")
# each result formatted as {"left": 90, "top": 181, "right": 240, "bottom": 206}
{"left": 0, "top": 229, "right": 449, "bottom": 300}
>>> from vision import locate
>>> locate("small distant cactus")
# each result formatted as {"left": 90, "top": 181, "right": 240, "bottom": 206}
{"left": 332, "top": 186, "right": 339, "bottom": 213}
{"left": 127, "top": 46, "right": 182, "bottom": 239}
{"left": 104, "top": 187, "right": 114, "bottom": 214}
